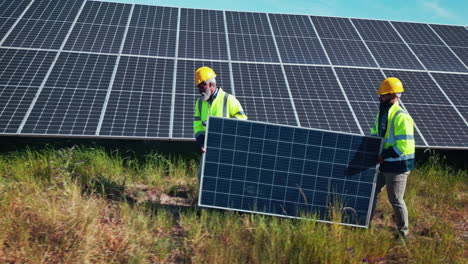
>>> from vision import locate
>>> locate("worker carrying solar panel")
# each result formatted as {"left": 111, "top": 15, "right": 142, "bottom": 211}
{"left": 369, "top": 77, "right": 415, "bottom": 239}
{"left": 193, "top": 66, "right": 248, "bottom": 152}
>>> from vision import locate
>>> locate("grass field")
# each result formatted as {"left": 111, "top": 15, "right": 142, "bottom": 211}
{"left": 0, "top": 146, "right": 466, "bottom": 263}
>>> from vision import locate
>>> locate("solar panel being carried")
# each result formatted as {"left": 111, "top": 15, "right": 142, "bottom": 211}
{"left": 199, "top": 117, "right": 383, "bottom": 227}
{"left": 0, "top": 0, "right": 466, "bottom": 149}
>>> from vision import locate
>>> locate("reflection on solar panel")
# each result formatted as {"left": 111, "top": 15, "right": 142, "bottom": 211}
{"left": 0, "top": 0, "right": 466, "bottom": 149}
{"left": 200, "top": 117, "right": 383, "bottom": 227}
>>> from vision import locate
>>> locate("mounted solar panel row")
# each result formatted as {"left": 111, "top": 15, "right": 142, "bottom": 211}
{"left": 0, "top": 0, "right": 466, "bottom": 149}
{"left": 200, "top": 117, "right": 384, "bottom": 227}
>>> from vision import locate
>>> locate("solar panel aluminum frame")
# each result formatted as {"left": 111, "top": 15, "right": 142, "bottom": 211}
{"left": 199, "top": 116, "right": 384, "bottom": 228}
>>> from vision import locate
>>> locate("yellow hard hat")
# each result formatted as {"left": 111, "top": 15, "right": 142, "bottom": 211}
{"left": 195, "top": 66, "right": 216, "bottom": 85}
{"left": 377, "top": 77, "right": 404, "bottom": 95}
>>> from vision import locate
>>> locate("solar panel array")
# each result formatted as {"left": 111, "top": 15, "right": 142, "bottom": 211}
{"left": 0, "top": 0, "right": 467, "bottom": 149}
{"left": 200, "top": 117, "right": 383, "bottom": 227}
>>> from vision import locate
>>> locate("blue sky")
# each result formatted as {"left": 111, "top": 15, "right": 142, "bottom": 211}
{"left": 105, "top": 0, "right": 468, "bottom": 26}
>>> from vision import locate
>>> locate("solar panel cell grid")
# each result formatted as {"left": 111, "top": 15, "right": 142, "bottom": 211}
{"left": 122, "top": 27, "right": 176, "bottom": 57}
{"left": 431, "top": 73, "right": 468, "bottom": 106}
{"left": 409, "top": 44, "right": 468, "bottom": 73}
{"left": 268, "top": 14, "right": 317, "bottom": 38}
{"left": 64, "top": 23, "right": 126, "bottom": 53}
{"left": 320, "top": 38, "right": 378, "bottom": 67}
{"left": 201, "top": 117, "right": 383, "bottom": 227}
{"left": 225, "top": 11, "right": 272, "bottom": 35}
{"left": 391, "top": 22, "right": 445, "bottom": 46}
{"left": 430, "top": 24, "right": 468, "bottom": 47}
{"left": 0, "top": 0, "right": 31, "bottom": 18}
{"left": 311, "top": 16, "right": 360, "bottom": 40}
{"left": 351, "top": 19, "right": 403, "bottom": 43}
{"left": 275, "top": 36, "right": 329, "bottom": 65}
{"left": 449, "top": 47, "right": 468, "bottom": 67}
{"left": 180, "top": 8, "right": 225, "bottom": 33}
{"left": 78, "top": 1, "right": 131, "bottom": 26}
{"left": 238, "top": 97, "right": 298, "bottom": 126}
{"left": 178, "top": 30, "right": 228, "bottom": 60}
{"left": 228, "top": 34, "right": 280, "bottom": 62}
{"left": 23, "top": 0, "right": 82, "bottom": 22}
{"left": 0, "top": 85, "right": 37, "bottom": 133}
{"left": 3, "top": 20, "right": 72, "bottom": 49}
{"left": 130, "top": 5, "right": 178, "bottom": 30}
{"left": 366, "top": 42, "right": 424, "bottom": 70}
{"left": 334, "top": 67, "right": 384, "bottom": 101}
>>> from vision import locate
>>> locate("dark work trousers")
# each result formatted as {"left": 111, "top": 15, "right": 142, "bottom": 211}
{"left": 371, "top": 171, "right": 410, "bottom": 237}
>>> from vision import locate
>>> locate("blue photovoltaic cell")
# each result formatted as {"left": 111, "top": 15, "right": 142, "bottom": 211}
{"left": 228, "top": 34, "right": 280, "bottom": 62}
{"left": 391, "top": 21, "right": 445, "bottom": 46}
{"left": 450, "top": 47, "right": 468, "bottom": 67}
{"left": 431, "top": 73, "right": 468, "bottom": 106}
{"left": 130, "top": 5, "right": 178, "bottom": 29}
{"left": 122, "top": 27, "right": 176, "bottom": 57}
{"left": 231, "top": 63, "right": 297, "bottom": 126}
{"left": 0, "top": 0, "right": 31, "bottom": 18}
{"left": 77, "top": 1, "right": 131, "bottom": 26}
{"left": 366, "top": 42, "right": 424, "bottom": 70}
{"left": 0, "top": 49, "right": 56, "bottom": 87}
{"left": 200, "top": 117, "right": 383, "bottom": 227}
{"left": 268, "top": 14, "right": 317, "bottom": 38}
{"left": 409, "top": 44, "right": 468, "bottom": 73}
{"left": 180, "top": 8, "right": 225, "bottom": 33}
{"left": 402, "top": 104, "right": 468, "bottom": 147}
{"left": 0, "top": 18, "right": 16, "bottom": 40}
{"left": 275, "top": 36, "right": 329, "bottom": 65}
{"left": 43, "top": 52, "right": 117, "bottom": 90}
{"left": 430, "top": 24, "right": 468, "bottom": 47}
{"left": 172, "top": 60, "right": 232, "bottom": 139}
{"left": 64, "top": 23, "right": 126, "bottom": 53}
{"left": 351, "top": 19, "right": 403, "bottom": 43}
{"left": 225, "top": 11, "right": 272, "bottom": 35}
{"left": 284, "top": 65, "right": 361, "bottom": 133}
{"left": 457, "top": 107, "right": 468, "bottom": 121}
{"left": 0, "top": 85, "right": 37, "bottom": 133}
{"left": 320, "top": 38, "right": 377, "bottom": 67}
{"left": 178, "top": 30, "right": 228, "bottom": 60}
{"left": 22, "top": 87, "right": 107, "bottom": 135}
{"left": 311, "top": 16, "right": 360, "bottom": 41}
{"left": 383, "top": 70, "right": 452, "bottom": 105}
{"left": 3, "top": 20, "right": 72, "bottom": 49}
{"left": 334, "top": 67, "right": 384, "bottom": 101}
{"left": 346, "top": 101, "right": 380, "bottom": 136}
{"left": 22, "top": 0, "right": 82, "bottom": 22}
{"left": 100, "top": 90, "right": 172, "bottom": 138}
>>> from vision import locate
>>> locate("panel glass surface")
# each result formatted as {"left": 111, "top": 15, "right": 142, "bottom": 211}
{"left": 122, "top": 27, "right": 176, "bottom": 57}
{"left": 228, "top": 34, "right": 279, "bottom": 62}
{"left": 391, "top": 21, "right": 444, "bottom": 45}
{"left": 180, "top": 8, "right": 225, "bottom": 33}
{"left": 0, "top": 18, "right": 16, "bottom": 40}
{"left": 431, "top": 73, "right": 468, "bottom": 106}
{"left": 225, "top": 11, "right": 272, "bottom": 35}
{"left": 275, "top": 36, "right": 328, "bottom": 64}
{"left": 450, "top": 47, "right": 468, "bottom": 67}
{"left": 403, "top": 104, "right": 468, "bottom": 147}
{"left": 366, "top": 42, "right": 424, "bottom": 70}
{"left": 334, "top": 67, "right": 384, "bottom": 101}
{"left": 383, "top": 70, "right": 451, "bottom": 105}
{"left": 130, "top": 5, "right": 178, "bottom": 29}
{"left": 200, "top": 117, "right": 383, "bottom": 227}
{"left": 268, "top": 14, "right": 317, "bottom": 38}
{"left": 311, "top": 16, "right": 360, "bottom": 40}
{"left": 3, "top": 20, "right": 72, "bottom": 49}
{"left": 321, "top": 38, "right": 377, "bottom": 67}
{"left": 409, "top": 44, "right": 468, "bottom": 72}
{"left": 0, "top": 85, "right": 37, "bottom": 133}
{"left": 430, "top": 24, "right": 468, "bottom": 47}
{"left": 65, "top": 23, "right": 126, "bottom": 53}
{"left": 0, "top": 0, "right": 32, "bottom": 18}
{"left": 23, "top": 0, "right": 82, "bottom": 22}
{"left": 351, "top": 19, "right": 402, "bottom": 43}
{"left": 240, "top": 97, "right": 298, "bottom": 126}
{"left": 178, "top": 30, "right": 228, "bottom": 60}
{"left": 77, "top": 1, "right": 130, "bottom": 26}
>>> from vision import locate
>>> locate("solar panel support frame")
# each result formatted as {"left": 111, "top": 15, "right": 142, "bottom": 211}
{"left": 169, "top": 7, "right": 182, "bottom": 138}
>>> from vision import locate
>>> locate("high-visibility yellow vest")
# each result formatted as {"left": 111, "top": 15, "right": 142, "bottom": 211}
{"left": 371, "top": 101, "right": 415, "bottom": 172}
{"left": 194, "top": 88, "right": 247, "bottom": 139}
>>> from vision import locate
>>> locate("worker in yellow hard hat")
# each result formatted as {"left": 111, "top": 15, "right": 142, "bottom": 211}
{"left": 194, "top": 66, "right": 247, "bottom": 180}
{"left": 370, "top": 77, "right": 415, "bottom": 239}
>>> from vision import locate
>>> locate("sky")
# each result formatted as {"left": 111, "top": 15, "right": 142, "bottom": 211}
{"left": 104, "top": 0, "right": 468, "bottom": 26}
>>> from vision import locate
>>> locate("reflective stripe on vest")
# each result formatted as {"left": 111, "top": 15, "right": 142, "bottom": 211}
{"left": 385, "top": 153, "right": 415, "bottom": 162}
{"left": 223, "top": 94, "right": 229, "bottom": 117}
